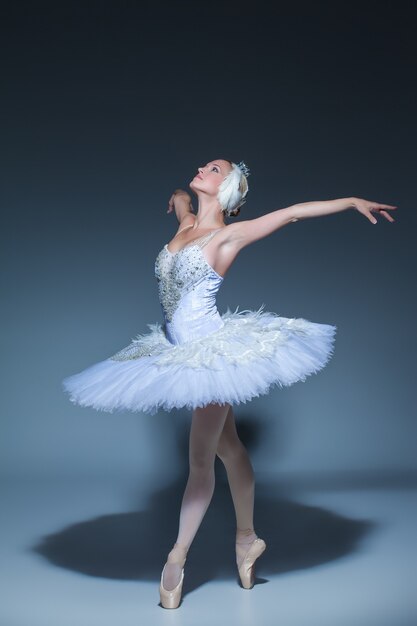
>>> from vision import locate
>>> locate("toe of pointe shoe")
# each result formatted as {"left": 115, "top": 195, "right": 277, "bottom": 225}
{"left": 159, "top": 566, "right": 185, "bottom": 609}
{"left": 238, "top": 538, "right": 266, "bottom": 589}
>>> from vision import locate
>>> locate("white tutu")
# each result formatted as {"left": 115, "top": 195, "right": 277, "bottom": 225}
{"left": 63, "top": 230, "right": 337, "bottom": 416}
{"left": 62, "top": 304, "right": 336, "bottom": 416}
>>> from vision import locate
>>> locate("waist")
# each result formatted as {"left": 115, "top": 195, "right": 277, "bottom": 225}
{"left": 165, "top": 308, "right": 224, "bottom": 345}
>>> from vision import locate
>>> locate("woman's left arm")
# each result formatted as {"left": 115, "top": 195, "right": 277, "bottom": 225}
{"left": 228, "top": 197, "right": 397, "bottom": 249}
{"left": 292, "top": 196, "right": 397, "bottom": 224}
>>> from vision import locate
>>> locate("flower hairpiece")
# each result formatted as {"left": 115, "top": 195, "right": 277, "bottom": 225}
{"left": 236, "top": 161, "right": 250, "bottom": 178}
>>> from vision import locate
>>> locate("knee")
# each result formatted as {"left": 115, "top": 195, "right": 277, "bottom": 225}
{"left": 189, "top": 451, "right": 216, "bottom": 474}
{"left": 216, "top": 437, "right": 244, "bottom": 463}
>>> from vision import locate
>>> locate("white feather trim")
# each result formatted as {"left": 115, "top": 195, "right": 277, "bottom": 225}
{"left": 62, "top": 305, "right": 337, "bottom": 415}
{"left": 218, "top": 163, "right": 246, "bottom": 213}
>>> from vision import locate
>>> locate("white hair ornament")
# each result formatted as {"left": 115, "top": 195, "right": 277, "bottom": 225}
{"left": 217, "top": 160, "right": 250, "bottom": 217}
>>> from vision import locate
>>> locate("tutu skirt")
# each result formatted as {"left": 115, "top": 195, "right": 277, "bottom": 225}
{"left": 62, "top": 305, "right": 337, "bottom": 416}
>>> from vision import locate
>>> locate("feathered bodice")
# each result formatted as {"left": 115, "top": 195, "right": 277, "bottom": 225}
{"left": 154, "top": 229, "right": 225, "bottom": 345}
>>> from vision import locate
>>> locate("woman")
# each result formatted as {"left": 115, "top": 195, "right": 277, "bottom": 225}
{"left": 62, "top": 159, "right": 396, "bottom": 608}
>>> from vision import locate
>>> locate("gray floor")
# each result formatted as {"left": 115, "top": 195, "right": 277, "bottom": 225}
{"left": 1, "top": 472, "right": 416, "bottom": 626}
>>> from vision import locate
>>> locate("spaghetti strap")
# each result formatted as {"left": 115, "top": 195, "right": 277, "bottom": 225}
{"left": 196, "top": 228, "right": 223, "bottom": 249}
{"left": 167, "top": 227, "right": 224, "bottom": 255}
{"left": 180, "top": 228, "right": 223, "bottom": 251}
{"left": 177, "top": 224, "right": 194, "bottom": 235}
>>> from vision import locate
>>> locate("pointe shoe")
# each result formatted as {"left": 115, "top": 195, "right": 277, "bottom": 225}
{"left": 237, "top": 537, "right": 266, "bottom": 589}
{"left": 159, "top": 542, "right": 188, "bottom": 609}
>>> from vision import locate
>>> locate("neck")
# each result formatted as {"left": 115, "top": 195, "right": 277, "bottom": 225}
{"left": 191, "top": 194, "right": 226, "bottom": 230}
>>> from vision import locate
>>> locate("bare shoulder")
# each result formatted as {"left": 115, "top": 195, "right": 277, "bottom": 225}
{"left": 204, "top": 223, "right": 247, "bottom": 278}
{"left": 216, "top": 221, "right": 251, "bottom": 251}
{"left": 209, "top": 216, "right": 287, "bottom": 277}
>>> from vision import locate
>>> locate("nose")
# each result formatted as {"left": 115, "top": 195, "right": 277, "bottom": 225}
{"left": 198, "top": 167, "right": 204, "bottom": 175}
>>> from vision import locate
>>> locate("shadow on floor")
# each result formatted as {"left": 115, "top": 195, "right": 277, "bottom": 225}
{"left": 31, "top": 411, "right": 384, "bottom": 596}
{"left": 31, "top": 476, "right": 375, "bottom": 596}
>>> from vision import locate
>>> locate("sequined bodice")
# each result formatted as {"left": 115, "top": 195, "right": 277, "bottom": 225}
{"left": 154, "top": 229, "right": 225, "bottom": 345}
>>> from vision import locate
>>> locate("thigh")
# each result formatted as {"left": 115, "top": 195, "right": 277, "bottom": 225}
{"left": 189, "top": 402, "right": 231, "bottom": 467}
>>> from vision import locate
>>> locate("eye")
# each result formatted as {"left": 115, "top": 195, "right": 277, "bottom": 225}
{"left": 211, "top": 166, "right": 219, "bottom": 173}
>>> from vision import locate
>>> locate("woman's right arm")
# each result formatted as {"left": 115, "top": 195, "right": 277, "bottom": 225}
{"left": 167, "top": 189, "right": 195, "bottom": 223}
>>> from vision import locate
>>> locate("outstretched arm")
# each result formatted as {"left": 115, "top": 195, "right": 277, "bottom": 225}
{"left": 228, "top": 197, "right": 397, "bottom": 249}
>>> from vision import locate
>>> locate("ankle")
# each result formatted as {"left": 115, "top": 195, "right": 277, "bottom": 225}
{"left": 167, "top": 542, "right": 189, "bottom": 565}
{"left": 236, "top": 528, "right": 257, "bottom": 544}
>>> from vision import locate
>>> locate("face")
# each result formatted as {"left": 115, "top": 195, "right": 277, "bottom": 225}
{"left": 189, "top": 159, "right": 233, "bottom": 196}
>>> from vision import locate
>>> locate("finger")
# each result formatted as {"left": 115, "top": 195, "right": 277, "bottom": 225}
{"left": 379, "top": 210, "right": 395, "bottom": 222}
{"left": 372, "top": 203, "right": 397, "bottom": 211}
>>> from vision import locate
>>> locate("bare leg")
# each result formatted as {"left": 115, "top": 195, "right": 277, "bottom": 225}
{"left": 162, "top": 402, "right": 230, "bottom": 590}
{"left": 216, "top": 406, "right": 258, "bottom": 568}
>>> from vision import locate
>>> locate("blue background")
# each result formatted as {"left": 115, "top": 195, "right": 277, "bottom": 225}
{"left": 1, "top": 3, "right": 416, "bottom": 623}
{"left": 1, "top": 1, "right": 414, "bottom": 482}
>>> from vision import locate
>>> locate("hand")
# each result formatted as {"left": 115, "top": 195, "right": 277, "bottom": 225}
{"left": 352, "top": 197, "right": 397, "bottom": 224}
{"left": 167, "top": 189, "right": 193, "bottom": 214}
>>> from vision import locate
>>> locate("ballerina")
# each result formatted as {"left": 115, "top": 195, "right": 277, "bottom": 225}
{"left": 62, "top": 158, "right": 396, "bottom": 608}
